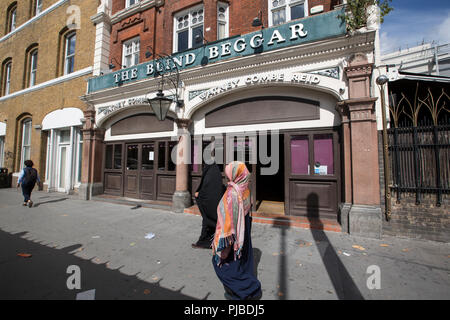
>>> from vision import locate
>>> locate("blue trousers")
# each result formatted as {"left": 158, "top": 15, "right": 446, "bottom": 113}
{"left": 21, "top": 183, "right": 34, "bottom": 202}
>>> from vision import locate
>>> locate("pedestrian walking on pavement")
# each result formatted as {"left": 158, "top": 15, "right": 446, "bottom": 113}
{"left": 212, "top": 161, "right": 262, "bottom": 300}
{"left": 192, "top": 161, "right": 225, "bottom": 249}
{"left": 17, "top": 160, "right": 40, "bottom": 208}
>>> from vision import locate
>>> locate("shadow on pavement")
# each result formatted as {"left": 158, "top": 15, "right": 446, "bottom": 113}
{"left": 253, "top": 248, "right": 262, "bottom": 279}
{"left": 272, "top": 218, "right": 291, "bottom": 300}
{"left": 306, "top": 193, "right": 364, "bottom": 300}
{"left": 0, "top": 229, "right": 198, "bottom": 300}
{"left": 33, "top": 198, "right": 69, "bottom": 208}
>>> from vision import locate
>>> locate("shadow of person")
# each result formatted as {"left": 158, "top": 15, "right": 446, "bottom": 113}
{"left": 33, "top": 198, "right": 69, "bottom": 208}
{"left": 306, "top": 193, "right": 364, "bottom": 300}
{"left": 272, "top": 217, "right": 291, "bottom": 300}
{"left": 253, "top": 248, "right": 262, "bottom": 278}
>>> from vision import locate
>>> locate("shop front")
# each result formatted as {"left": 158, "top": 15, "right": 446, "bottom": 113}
{"left": 186, "top": 83, "right": 342, "bottom": 220}
{"left": 42, "top": 108, "right": 84, "bottom": 194}
{"left": 82, "top": 8, "right": 384, "bottom": 236}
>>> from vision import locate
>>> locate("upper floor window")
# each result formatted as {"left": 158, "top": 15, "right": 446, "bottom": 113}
{"left": 64, "top": 32, "right": 76, "bottom": 74}
{"left": 6, "top": 2, "right": 17, "bottom": 33}
{"left": 34, "top": 0, "right": 43, "bottom": 16}
{"left": 24, "top": 45, "right": 38, "bottom": 88}
{"left": 122, "top": 37, "right": 140, "bottom": 68}
{"left": 173, "top": 5, "right": 204, "bottom": 53}
{"left": 217, "top": 2, "right": 229, "bottom": 40}
{"left": 1, "top": 60, "right": 12, "bottom": 96}
{"left": 126, "top": 0, "right": 139, "bottom": 8}
{"left": 29, "top": 49, "right": 38, "bottom": 87}
{"left": 269, "top": 0, "right": 307, "bottom": 27}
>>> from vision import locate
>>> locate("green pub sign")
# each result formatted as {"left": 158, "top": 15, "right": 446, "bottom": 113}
{"left": 88, "top": 9, "right": 345, "bottom": 93}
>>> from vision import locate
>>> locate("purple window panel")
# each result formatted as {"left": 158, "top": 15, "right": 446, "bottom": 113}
{"left": 291, "top": 136, "right": 309, "bottom": 174}
{"left": 313, "top": 134, "right": 334, "bottom": 174}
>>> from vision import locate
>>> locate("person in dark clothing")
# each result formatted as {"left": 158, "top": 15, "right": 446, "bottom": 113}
{"left": 17, "top": 160, "right": 40, "bottom": 208}
{"left": 192, "top": 162, "right": 226, "bottom": 249}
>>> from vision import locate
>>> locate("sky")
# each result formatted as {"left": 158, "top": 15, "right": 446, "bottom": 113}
{"left": 379, "top": 0, "right": 450, "bottom": 54}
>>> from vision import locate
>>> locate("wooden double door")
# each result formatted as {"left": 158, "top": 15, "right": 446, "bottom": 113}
{"left": 104, "top": 140, "right": 176, "bottom": 201}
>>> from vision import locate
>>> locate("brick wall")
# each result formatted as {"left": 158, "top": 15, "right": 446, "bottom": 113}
{"left": 0, "top": 0, "right": 97, "bottom": 177}
{"left": 378, "top": 132, "right": 450, "bottom": 243}
{"left": 109, "top": 0, "right": 339, "bottom": 70}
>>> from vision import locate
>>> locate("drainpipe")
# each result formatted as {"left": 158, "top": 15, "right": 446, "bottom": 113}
{"left": 376, "top": 75, "right": 391, "bottom": 221}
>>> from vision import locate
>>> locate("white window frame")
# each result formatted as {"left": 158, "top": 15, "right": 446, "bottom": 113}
{"left": 173, "top": 5, "right": 204, "bottom": 53}
{"left": 125, "top": 0, "right": 140, "bottom": 8}
{"left": 0, "top": 136, "right": 4, "bottom": 168}
{"left": 35, "top": 0, "right": 43, "bottom": 15}
{"left": 122, "top": 36, "right": 140, "bottom": 69}
{"left": 268, "top": 0, "right": 308, "bottom": 27}
{"left": 29, "top": 49, "right": 38, "bottom": 87}
{"left": 4, "top": 62, "right": 12, "bottom": 95}
{"left": 75, "top": 128, "right": 83, "bottom": 185}
{"left": 217, "top": 2, "right": 229, "bottom": 40}
{"left": 20, "top": 119, "right": 32, "bottom": 170}
{"left": 64, "top": 32, "right": 76, "bottom": 75}
{"left": 10, "top": 7, "right": 16, "bottom": 32}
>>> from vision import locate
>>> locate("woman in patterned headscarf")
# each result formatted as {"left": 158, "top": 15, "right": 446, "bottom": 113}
{"left": 212, "top": 161, "right": 262, "bottom": 300}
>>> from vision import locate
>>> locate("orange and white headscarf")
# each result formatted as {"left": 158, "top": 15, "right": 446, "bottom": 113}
{"left": 212, "top": 161, "right": 251, "bottom": 266}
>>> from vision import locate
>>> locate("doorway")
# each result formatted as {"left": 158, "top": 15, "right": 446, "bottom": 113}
{"left": 56, "top": 130, "right": 71, "bottom": 192}
{"left": 255, "top": 133, "right": 285, "bottom": 214}
{"left": 104, "top": 140, "right": 177, "bottom": 201}
{"left": 124, "top": 143, "right": 155, "bottom": 199}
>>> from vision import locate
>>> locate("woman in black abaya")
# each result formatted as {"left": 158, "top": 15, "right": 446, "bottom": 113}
{"left": 192, "top": 162, "right": 225, "bottom": 249}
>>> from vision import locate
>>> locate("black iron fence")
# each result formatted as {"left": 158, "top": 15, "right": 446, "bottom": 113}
{"left": 388, "top": 121, "right": 450, "bottom": 206}
{"left": 387, "top": 83, "right": 449, "bottom": 206}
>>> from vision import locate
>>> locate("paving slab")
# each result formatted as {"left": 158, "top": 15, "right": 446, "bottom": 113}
{"left": 0, "top": 188, "right": 449, "bottom": 300}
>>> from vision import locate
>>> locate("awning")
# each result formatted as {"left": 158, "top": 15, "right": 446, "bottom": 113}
{"left": 392, "top": 71, "right": 450, "bottom": 83}
{"left": 42, "top": 108, "right": 84, "bottom": 130}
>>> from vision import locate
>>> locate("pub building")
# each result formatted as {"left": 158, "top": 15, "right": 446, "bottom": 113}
{"left": 81, "top": 0, "right": 386, "bottom": 238}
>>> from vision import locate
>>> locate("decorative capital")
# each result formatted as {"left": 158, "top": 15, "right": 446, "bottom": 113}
{"left": 175, "top": 118, "right": 191, "bottom": 129}
{"left": 91, "top": 12, "right": 111, "bottom": 27}
{"left": 339, "top": 97, "right": 378, "bottom": 122}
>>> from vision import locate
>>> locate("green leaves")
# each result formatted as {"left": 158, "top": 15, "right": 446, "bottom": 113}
{"left": 339, "top": 0, "right": 394, "bottom": 32}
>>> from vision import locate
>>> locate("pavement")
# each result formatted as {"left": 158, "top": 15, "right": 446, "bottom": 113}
{"left": 0, "top": 188, "right": 449, "bottom": 300}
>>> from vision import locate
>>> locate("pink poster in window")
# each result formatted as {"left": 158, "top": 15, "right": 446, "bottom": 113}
{"left": 291, "top": 136, "right": 309, "bottom": 175}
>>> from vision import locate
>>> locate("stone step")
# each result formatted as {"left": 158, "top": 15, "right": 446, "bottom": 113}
{"left": 184, "top": 205, "right": 342, "bottom": 233}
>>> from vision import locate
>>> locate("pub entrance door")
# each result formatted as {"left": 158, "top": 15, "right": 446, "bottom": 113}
{"left": 124, "top": 143, "right": 155, "bottom": 199}
{"left": 284, "top": 129, "right": 340, "bottom": 220}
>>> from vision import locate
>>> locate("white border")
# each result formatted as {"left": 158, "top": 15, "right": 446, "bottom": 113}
{"left": 0, "top": 0, "right": 69, "bottom": 43}
{"left": 0, "top": 67, "right": 92, "bottom": 102}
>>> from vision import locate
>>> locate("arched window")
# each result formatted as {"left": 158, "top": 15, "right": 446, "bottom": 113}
{"left": 24, "top": 44, "right": 39, "bottom": 88}
{"left": 6, "top": 2, "right": 17, "bottom": 34}
{"left": 33, "top": 0, "right": 43, "bottom": 16}
{"left": 29, "top": 49, "right": 38, "bottom": 86}
{"left": 57, "top": 28, "right": 77, "bottom": 76}
{"left": 64, "top": 31, "right": 76, "bottom": 74}
{"left": 1, "top": 58, "right": 12, "bottom": 96}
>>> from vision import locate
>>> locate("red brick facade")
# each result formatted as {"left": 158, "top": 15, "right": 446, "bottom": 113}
{"left": 109, "top": 0, "right": 340, "bottom": 71}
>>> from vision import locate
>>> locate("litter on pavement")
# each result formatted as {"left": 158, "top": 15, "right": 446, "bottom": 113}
{"left": 342, "top": 252, "right": 351, "bottom": 256}
{"left": 17, "top": 253, "right": 32, "bottom": 258}
{"left": 145, "top": 232, "right": 155, "bottom": 239}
